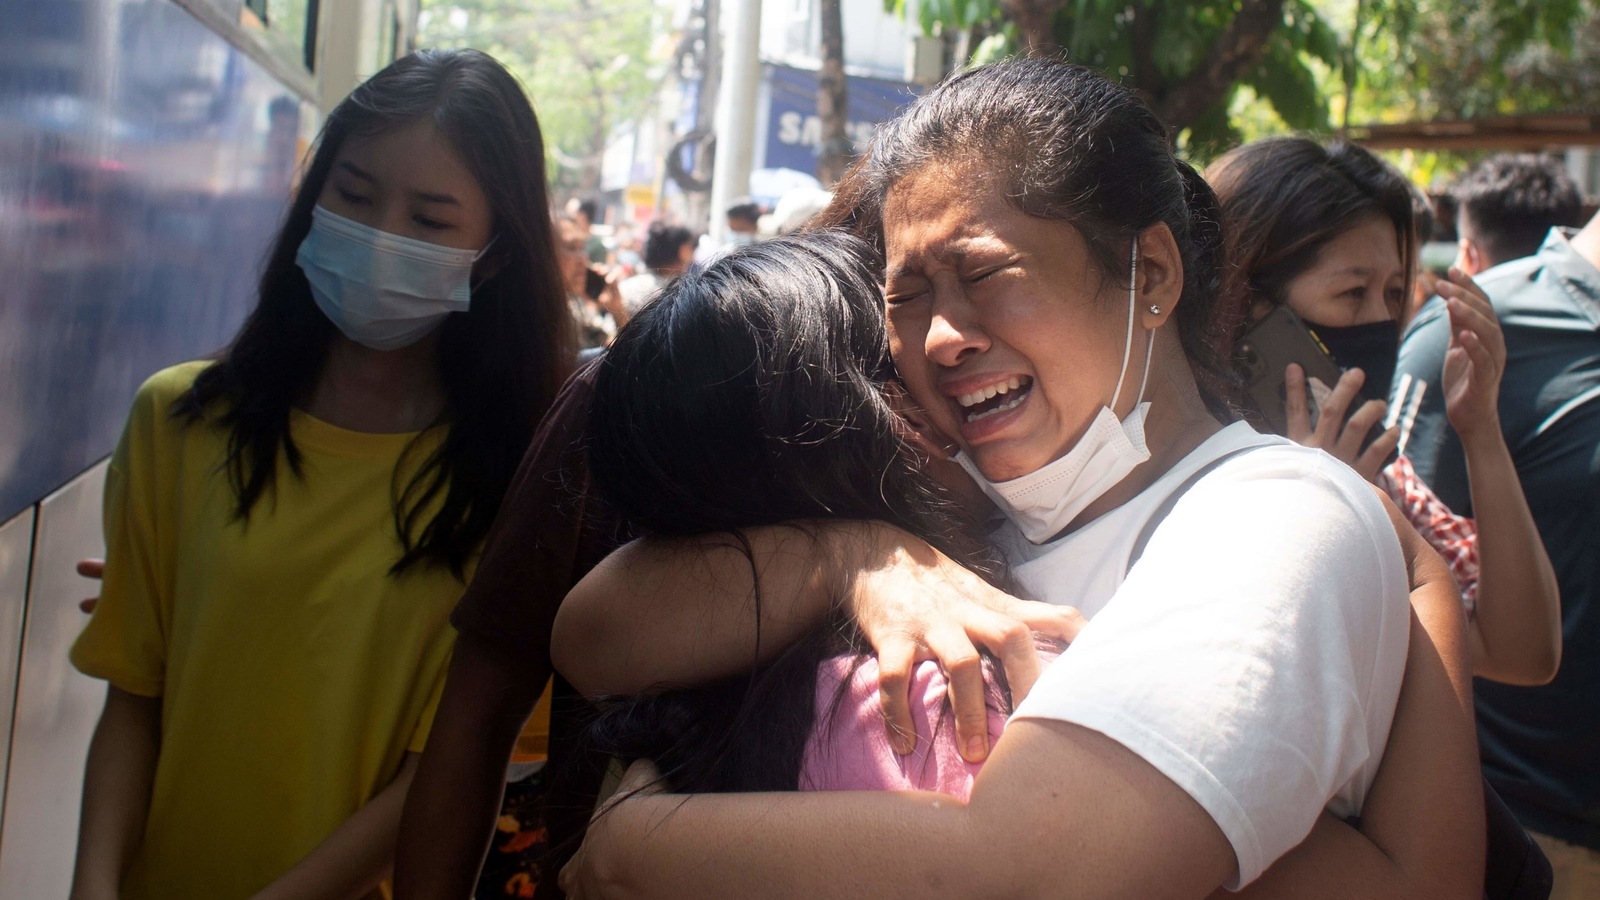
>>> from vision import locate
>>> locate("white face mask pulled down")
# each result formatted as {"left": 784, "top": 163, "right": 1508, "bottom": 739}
{"left": 955, "top": 238, "right": 1156, "bottom": 544}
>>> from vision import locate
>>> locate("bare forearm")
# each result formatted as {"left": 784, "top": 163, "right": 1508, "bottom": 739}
{"left": 251, "top": 754, "right": 421, "bottom": 900}
{"left": 1460, "top": 427, "right": 1562, "bottom": 684}
{"left": 575, "top": 722, "right": 1233, "bottom": 899}
{"left": 71, "top": 687, "right": 162, "bottom": 900}
{"left": 553, "top": 524, "right": 846, "bottom": 696}
{"left": 395, "top": 635, "right": 546, "bottom": 899}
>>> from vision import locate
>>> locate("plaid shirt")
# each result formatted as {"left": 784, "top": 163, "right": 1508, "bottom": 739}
{"left": 1378, "top": 454, "right": 1479, "bottom": 616}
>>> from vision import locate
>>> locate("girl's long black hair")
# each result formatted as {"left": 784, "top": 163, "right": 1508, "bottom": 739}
{"left": 578, "top": 230, "right": 1004, "bottom": 793}
{"left": 175, "top": 49, "right": 575, "bottom": 576}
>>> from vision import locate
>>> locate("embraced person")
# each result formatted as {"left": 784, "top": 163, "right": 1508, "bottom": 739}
{"left": 552, "top": 59, "right": 1483, "bottom": 898}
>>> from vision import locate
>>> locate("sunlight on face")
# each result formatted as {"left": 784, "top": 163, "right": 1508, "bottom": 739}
{"left": 1281, "top": 216, "right": 1406, "bottom": 328}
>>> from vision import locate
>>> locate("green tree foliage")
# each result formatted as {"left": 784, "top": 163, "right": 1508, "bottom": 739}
{"left": 419, "top": 0, "right": 666, "bottom": 193}
{"left": 1348, "top": 0, "right": 1597, "bottom": 122}
{"left": 890, "top": 0, "right": 1591, "bottom": 162}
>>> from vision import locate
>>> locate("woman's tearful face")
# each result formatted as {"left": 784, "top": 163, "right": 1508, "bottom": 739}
{"left": 882, "top": 164, "right": 1141, "bottom": 483}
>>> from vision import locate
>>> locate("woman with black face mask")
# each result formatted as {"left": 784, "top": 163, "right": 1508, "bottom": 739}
{"left": 1210, "top": 137, "right": 1561, "bottom": 687}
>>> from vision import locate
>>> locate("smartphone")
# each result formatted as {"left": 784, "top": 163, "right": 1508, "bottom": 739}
{"left": 583, "top": 266, "right": 608, "bottom": 300}
{"left": 1235, "top": 305, "right": 1344, "bottom": 435}
{"left": 1236, "top": 306, "right": 1399, "bottom": 467}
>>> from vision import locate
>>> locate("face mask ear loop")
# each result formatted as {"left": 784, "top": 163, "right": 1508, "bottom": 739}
{"left": 1109, "top": 235, "right": 1139, "bottom": 413}
{"left": 473, "top": 234, "right": 499, "bottom": 262}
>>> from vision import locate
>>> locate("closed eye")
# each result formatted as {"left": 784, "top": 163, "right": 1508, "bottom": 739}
{"left": 885, "top": 279, "right": 929, "bottom": 305}
{"left": 336, "top": 188, "right": 371, "bottom": 206}
{"left": 413, "top": 214, "right": 451, "bottom": 230}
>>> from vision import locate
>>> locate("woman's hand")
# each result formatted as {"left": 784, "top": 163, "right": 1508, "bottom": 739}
{"left": 1437, "top": 268, "right": 1506, "bottom": 443}
{"left": 1285, "top": 364, "right": 1400, "bottom": 483}
{"left": 836, "top": 522, "right": 1085, "bottom": 763}
{"left": 77, "top": 558, "right": 103, "bottom": 614}
{"left": 555, "top": 523, "right": 1082, "bottom": 764}
{"left": 559, "top": 759, "right": 664, "bottom": 900}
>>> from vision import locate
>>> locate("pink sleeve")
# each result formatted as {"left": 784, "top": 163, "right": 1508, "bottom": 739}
{"left": 798, "top": 655, "right": 1007, "bottom": 800}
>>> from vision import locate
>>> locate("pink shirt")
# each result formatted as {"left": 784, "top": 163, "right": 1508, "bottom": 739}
{"left": 798, "top": 656, "right": 1010, "bottom": 800}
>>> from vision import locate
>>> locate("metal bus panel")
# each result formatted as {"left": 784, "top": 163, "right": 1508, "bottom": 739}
{"left": 0, "top": 506, "right": 37, "bottom": 824}
{"left": 0, "top": 462, "right": 106, "bottom": 897}
{"left": 0, "top": 0, "right": 310, "bottom": 522}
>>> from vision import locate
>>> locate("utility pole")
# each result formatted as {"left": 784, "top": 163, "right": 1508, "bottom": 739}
{"left": 708, "top": 0, "right": 762, "bottom": 246}
{"left": 817, "top": 0, "right": 849, "bottom": 186}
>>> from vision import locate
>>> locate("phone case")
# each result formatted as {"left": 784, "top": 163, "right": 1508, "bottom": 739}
{"left": 1234, "top": 305, "right": 1344, "bottom": 434}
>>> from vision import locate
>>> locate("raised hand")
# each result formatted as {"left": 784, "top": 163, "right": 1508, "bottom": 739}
{"left": 1437, "top": 267, "right": 1506, "bottom": 442}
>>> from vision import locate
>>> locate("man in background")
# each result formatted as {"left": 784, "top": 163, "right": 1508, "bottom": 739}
{"left": 1396, "top": 155, "right": 1585, "bottom": 509}
{"left": 618, "top": 222, "right": 695, "bottom": 316}
{"left": 566, "top": 196, "right": 609, "bottom": 264}
{"left": 1394, "top": 165, "right": 1600, "bottom": 896}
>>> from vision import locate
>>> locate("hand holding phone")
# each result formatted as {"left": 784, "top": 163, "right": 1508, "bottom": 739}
{"left": 1236, "top": 305, "right": 1399, "bottom": 480}
{"left": 1285, "top": 363, "right": 1400, "bottom": 483}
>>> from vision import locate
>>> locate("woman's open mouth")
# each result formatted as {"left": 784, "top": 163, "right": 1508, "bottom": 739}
{"left": 956, "top": 376, "right": 1032, "bottom": 423}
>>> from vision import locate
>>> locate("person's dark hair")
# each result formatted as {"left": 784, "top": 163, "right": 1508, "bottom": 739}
{"left": 581, "top": 231, "right": 1004, "bottom": 793}
{"left": 726, "top": 199, "right": 761, "bottom": 226}
{"left": 821, "top": 58, "right": 1238, "bottom": 419}
{"left": 1452, "top": 153, "right": 1584, "bottom": 266}
{"left": 176, "top": 48, "right": 575, "bottom": 576}
{"left": 642, "top": 221, "right": 695, "bottom": 270}
{"left": 571, "top": 197, "right": 599, "bottom": 226}
{"left": 1412, "top": 189, "right": 1436, "bottom": 246}
{"left": 1207, "top": 138, "right": 1418, "bottom": 341}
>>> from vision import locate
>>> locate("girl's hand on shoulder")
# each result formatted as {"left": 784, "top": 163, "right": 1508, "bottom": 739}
{"left": 834, "top": 522, "right": 1084, "bottom": 764}
{"left": 1438, "top": 268, "right": 1506, "bottom": 443}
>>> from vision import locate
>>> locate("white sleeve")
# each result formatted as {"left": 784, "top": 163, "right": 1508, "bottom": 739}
{"left": 1010, "top": 448, "right": 1409, "bottom": 888}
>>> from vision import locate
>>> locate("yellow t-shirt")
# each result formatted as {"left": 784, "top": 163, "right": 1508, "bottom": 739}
{"left": 71, "top": 362, "right": 464, "bottom": 899}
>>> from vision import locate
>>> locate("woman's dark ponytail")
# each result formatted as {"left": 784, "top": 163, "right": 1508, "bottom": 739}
{"left": 1173, "top": 160, "right": 1243, "bottom": 420}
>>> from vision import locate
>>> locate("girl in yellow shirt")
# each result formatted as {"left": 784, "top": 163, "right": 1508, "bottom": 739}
{"left": 68, "top": 48, "right": 574, "bottom": 900}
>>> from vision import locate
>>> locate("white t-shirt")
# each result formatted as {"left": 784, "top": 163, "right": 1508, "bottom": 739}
{"left": 1005, "top": 421, "right": 1410, "bottom": 888}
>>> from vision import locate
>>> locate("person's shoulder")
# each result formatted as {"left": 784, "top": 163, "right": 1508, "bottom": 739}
{"left": 1475, "top": 254, "right": 1547, "bottom": 298}
{"left": 1194, "top": 440, "right": 1390, "bottom": 530}
{"left": 130, "top": 360, "right": 215, "bottom": 414}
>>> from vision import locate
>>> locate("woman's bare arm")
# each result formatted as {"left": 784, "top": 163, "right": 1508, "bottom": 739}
{"left": 70, "top": 686, "right": 162, "bottom": 900}
{"left": 1436, "top": 273, "right": 1562, "bottom": 684}
{"left": 249, "top": 753, "right": 422, "bottom": 900}
{"left": 552, "top": 521, "right": 1084, "bottom": 761}
{"left": 566, "top": 721, "right": 1236, "bottom": 900}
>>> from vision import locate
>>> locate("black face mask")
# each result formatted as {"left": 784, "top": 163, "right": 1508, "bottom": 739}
{"left": 1305, "top": 319, "right": 1400, "bottom": 402}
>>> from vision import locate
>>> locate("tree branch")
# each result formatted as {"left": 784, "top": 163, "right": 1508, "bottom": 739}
{"left": 1153, "top": 0, "right": 1287, "bottom": 132}
{"left": 999, "top": 0, "right": 1067, "bottom": 57}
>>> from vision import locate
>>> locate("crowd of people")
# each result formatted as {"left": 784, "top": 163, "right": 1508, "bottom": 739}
{"left": 63, "top": 46, "right": 1599, "bottom": 900}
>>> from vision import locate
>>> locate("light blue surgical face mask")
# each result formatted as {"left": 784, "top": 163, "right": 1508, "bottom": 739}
{"left": 295, "top": 205, "right": 491, "bottom": 351}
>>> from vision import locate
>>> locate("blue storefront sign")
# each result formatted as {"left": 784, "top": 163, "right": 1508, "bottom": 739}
{"left": 762, "top": 62, "right": 922, "bottom": 176}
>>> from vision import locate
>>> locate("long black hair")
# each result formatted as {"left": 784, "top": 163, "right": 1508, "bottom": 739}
{"left": 175, "top": 48, "right": 575, "bottom": 576}
{"left": 579, "top": 231, "right": 1004, "bottom": 793}
{"left": 818, "top": 58, "right": 1240, "bottom": 420}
